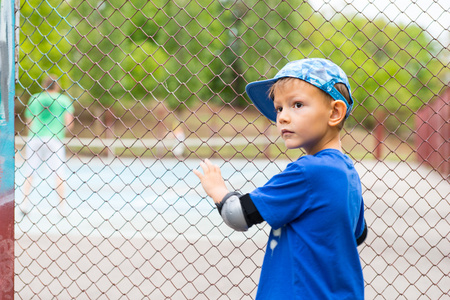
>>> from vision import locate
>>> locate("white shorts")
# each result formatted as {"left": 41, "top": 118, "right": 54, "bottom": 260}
{"left": 25, "top": 137, "right": 66, "bottom": 178}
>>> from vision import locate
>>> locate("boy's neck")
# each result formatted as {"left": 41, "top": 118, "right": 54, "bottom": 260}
{"left": 304, "top": 132, "right": 342, "bottom": 155}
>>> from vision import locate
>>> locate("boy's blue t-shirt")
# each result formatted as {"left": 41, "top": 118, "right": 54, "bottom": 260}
{"left": 250, "top": 149, "right": 365, "bottom": 300}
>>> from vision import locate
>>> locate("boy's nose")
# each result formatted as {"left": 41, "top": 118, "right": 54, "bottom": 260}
{"left": 277, "top": 110, "right": 290, "bottom": 124}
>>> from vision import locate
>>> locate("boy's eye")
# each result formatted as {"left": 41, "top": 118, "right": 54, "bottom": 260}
{"left": 294, "top": 102, "right": 303, "bottom": 108}
{"left": 276, "top": 107, "right": 282, "bottom": 113}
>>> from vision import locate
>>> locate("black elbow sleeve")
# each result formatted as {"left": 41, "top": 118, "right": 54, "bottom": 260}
{"left": 356, "top": 221, "right": 368, "bottom": 246}
{"left": 240, "top": 193, "right": 264, "bottom": 227}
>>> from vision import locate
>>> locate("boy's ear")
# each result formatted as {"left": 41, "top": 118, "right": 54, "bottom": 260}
{"left": 329, "top": 100, "right": 347, "bottom": 127}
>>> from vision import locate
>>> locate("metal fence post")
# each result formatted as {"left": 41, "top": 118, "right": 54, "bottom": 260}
{"left": 0, "top": 0, "right": 16, "bottom": 297}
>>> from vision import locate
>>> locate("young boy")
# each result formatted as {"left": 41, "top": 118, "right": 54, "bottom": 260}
{"left": 193, "top": 58, "right": 367, "bottom": 299}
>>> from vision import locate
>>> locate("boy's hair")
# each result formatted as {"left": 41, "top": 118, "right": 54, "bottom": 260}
{"left": 268, "top": 78, "right": 350, "bottom": 129}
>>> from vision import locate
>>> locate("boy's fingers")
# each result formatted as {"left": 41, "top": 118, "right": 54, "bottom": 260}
{"left": 195, "top": 159, "right": 220, "bottom": 179}
{"left": 199, "top": 161, "right": 208, "bottom": 173}
{"left": 192, "top": 168, "right": 202, "bottom": 179}
{"left": 205, "top": 159, "right": 215, "bottom": 168}
{"left": 202, "top": 159, "right": 211, "bottom": 169}
{"left": 204, "top": 159, "right": 219, "bottom": 173}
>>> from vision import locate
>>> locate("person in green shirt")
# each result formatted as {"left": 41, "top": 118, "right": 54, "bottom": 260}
{"left": 22, "top": 75, "right": 74, "bottom": 216}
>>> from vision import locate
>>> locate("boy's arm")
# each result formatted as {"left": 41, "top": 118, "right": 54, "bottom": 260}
{"left": 65, "top": 112, "right": 74, "bottom": 131}
{"left": 354, "top": 200, "right": 368, "bottom": 246}
{"left": 356, "top": 220, "right": 368, "bottom": 246}
{"left": 216, "top": 192, "right": 264, "bottom": 231}
{"left": 194, "top": 159, "right": 264, "bottom": 231}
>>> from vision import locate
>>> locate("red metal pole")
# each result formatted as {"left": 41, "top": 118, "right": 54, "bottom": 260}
{"left": 374, "top": 111, "right": 385, "bottom": 160}
{"left": 0, "top": 188, "right": 14, "bottom": 297}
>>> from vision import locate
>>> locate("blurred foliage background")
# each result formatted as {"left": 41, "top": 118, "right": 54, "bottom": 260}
{"left": 17, "top": 0, "right": 448, "bottom": 136}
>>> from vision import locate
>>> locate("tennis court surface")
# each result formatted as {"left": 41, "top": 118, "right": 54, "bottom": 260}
{"left": 14, "top": 156, "right": 449, "bottom": 299}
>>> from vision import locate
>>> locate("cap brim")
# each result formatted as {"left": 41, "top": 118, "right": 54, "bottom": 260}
{"left": 245, "top": 79, "right": 278, "bottom": 122}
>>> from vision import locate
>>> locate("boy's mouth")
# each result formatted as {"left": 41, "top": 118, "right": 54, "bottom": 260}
{"left": 281, "top": 129, "right": 294, "bottom": 137}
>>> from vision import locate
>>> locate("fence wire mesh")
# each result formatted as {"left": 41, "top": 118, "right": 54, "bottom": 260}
{"left": 14, "top": 0, "right": 449, "bottom": 299}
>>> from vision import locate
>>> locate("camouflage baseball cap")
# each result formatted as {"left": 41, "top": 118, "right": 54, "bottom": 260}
{"left": 245, "top": 58, "right": 354, "bottom": 122}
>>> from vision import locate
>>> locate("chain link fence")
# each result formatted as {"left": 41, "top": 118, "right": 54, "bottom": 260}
{"left": 14, "top": 0, "right": 449, "bottom": 299}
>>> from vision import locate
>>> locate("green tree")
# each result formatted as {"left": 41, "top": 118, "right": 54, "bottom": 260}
{"left": 237, "top": 8, "right": 447, "bottom": 132}
{"left": 235, "top": 0, "right": 316, "bottom": 107}
{"left": 154, "top": 0, "right": 236, "bottom": 109}
{"left": 19, "top": 0, "right": 447, "bottom": 136}
{"left": 67, "top": 0, "right": 168, "bottom": 107}
{"left": 18, "top": 0, "right": 72, "bottom": 94}
{"left": 325, "top": 16, "right": 447, "bottom": 132}
{"left": 150, "top": 0, "right": 316, "bottom": 108}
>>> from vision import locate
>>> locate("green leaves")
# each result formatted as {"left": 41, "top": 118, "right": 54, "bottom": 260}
{"left": 18, "top": 0, "right": 447, "bottom": 132}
